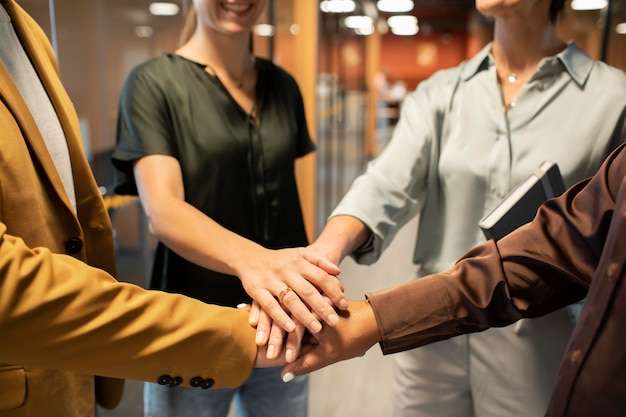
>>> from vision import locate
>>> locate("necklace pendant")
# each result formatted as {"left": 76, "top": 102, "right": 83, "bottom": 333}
{"left": 507, "top": 73, "right": 517, "bottom": 84}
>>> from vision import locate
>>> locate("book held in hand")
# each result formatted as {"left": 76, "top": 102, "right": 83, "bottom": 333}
{"left": 478, "top": 162, "right": 565, "bottom": 241}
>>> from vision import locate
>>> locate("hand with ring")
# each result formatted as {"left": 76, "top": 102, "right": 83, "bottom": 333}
{"left": 278, "top": 286, "right": 294, "bottom": 304}
{"left": 234, "top": 245, "right": 346, "bottom": 340}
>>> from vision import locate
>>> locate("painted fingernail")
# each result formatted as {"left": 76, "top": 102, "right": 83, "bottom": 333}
{"left": 236, "top": 303, "right": 248, "bottom": 309}
{"left": 256, "top": 331, "right": 265, "bottom": 344}
{"left": 339, "top": 299, "right": 349, "bottom": 309}
{"left": 285, "top": 321, "right": 296, "bottom": 332}
{"left": 286, "top": 348, "right": 294, "bottom": 363}
{"left": 282, "top": 372, "right": 295, "bottom": 383}
{"left": 328, "top": 313, "right": 339, "bottom": 326}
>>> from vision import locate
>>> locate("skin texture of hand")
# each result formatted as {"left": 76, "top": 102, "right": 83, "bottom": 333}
{"left": 246, "top": 301, "right": 307, "bottom": 362}
{"left": 249, "top": 246, "right": 343, "bottom": 354}
{"left": 248, "top": 214, "right": 371, "bottom": 360}
{"left": 240, "top": 246, "right": 347, "bottom": 335}
{"left": 280, "top": 299, "right": 382, "bottom": 382}
{"left": 304, "top": 215, "right": 372, "bottom": 270}
{"left": 255, "top": 344, "right": 288, "bottom": 368}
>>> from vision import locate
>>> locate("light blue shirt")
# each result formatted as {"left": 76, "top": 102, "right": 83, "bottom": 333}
{"left": 333, "top": 42, "right": 626, "bottom": 277}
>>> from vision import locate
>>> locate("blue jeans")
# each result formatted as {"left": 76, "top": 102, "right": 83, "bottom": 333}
{"left": 144, "top": 367, "right": 308, "bottom": 417}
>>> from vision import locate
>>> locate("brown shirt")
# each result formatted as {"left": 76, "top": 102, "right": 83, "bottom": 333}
{"left": 368, "top": 142, "right": 626, "bottom": 416}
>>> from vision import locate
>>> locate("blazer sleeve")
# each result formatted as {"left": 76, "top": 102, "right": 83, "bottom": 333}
{"left": 0, "top": 223, "right": 256, "bottom": 389}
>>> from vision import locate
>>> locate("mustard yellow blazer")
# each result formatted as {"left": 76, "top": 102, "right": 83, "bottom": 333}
{"left": 0, "top": 1, "right": 256, "bottom": 416}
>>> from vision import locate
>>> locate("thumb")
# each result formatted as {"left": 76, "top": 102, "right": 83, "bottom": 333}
{"left": 317, "top": 257, "right": 341, "bottom": 276}
{"left": 303, "top": 248, "right": 341, "bottom": 276}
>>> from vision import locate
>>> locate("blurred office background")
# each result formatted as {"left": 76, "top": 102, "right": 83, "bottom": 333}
{"left": 17, "top": 0, "right": 626, "bottom": 416}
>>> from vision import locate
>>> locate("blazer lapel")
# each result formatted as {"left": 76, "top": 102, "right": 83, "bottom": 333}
{"left": 1, "top": 0, "right": 88, "bottom": 217}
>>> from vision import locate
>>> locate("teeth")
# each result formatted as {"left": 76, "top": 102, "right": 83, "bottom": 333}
{"left": 221, "top": 2, "right": 252, "bottom": 12}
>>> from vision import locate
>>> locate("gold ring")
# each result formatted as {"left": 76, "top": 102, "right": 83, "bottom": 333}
{"left": 278, "top": 287, "right": 294, "bottom": 303}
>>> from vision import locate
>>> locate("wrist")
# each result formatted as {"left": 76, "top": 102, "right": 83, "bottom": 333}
{"left": 362, "top": 298, "right": 382, "bottom": 345}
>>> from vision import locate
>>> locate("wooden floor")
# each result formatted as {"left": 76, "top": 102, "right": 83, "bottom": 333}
{"left": 98, "top": 216, "right": 419, "bottom": 417}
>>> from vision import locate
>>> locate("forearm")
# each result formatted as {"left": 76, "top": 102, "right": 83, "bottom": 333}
{"left": 310, "top": 215, "right": 372, "bottom": 265}
{"left": 133, "top": 155, "right": 347, "bottom": 335}
{"left": 368, "top": 171, "right": 611, "bottom": 354}
{"left": 145, "top": 196, "right": 267, "bottom": 278}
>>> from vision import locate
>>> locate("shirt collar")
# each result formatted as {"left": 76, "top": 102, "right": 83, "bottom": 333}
{"left": 459, "top": 41, "right": 594, "bottom": 88}
{"left": 557, "top": 41, "right": 594, "bottom": 87}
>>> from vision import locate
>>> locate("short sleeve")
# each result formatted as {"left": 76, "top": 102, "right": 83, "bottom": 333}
{"left": 293, "top": 83, "right": 316, "bottom": 158}
{"left": 112, "top": 59, "right": 176, "bottom": 195}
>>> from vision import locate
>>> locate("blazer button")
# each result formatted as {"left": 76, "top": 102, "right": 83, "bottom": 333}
{"left": 157, "top": 375, "right": 172, "bottom": 386}
{"left": 64, "top": 238, "right": 83, "bottom": 254}
{"left": 157, "top": 375, "right": 183, "bottom": 387}
{"left": 190, "top": 376, "right": 215, "bottom": 389}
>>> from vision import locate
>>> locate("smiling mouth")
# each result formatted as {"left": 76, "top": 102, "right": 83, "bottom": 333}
{"left": 220, "top": 2, "right": 253, "bottom": 13}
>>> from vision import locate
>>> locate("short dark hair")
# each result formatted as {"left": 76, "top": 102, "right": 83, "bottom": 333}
{"left": 550, "top": 0, "right": 566, "bottom": 23}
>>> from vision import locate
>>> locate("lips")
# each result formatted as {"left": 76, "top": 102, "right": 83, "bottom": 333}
{"left": 220, "top": 2, "right": 253, "bottom": 13}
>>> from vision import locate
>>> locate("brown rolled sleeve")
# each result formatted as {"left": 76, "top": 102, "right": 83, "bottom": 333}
{"left": 366, "top": 142, "right": 626, "bottom": 355}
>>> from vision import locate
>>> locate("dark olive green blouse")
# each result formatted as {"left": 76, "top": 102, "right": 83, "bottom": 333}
{"left": 112, "top": 54, "right": 315, "bottom": 307}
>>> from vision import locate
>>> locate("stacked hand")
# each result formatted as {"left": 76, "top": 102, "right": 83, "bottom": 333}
{"left": 280, "top": 300, "right": 381, "bottom": 381}
{"left": 245, "top": 243, "right": 381, "bottom": 376}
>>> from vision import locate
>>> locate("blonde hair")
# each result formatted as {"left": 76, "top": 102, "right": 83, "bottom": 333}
{"left": 178, "top": 5, "right": 197, "bottom": 47}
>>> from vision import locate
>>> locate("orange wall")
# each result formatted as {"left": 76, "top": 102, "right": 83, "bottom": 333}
{"left": 379, "top": 31, "right": 469, "bottom": 91}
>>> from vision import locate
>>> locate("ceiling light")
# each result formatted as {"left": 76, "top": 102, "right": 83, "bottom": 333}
{"left": 254, "top": 24, "right": 275, "bottom": 37}
{"left": 387, "top": 15, "right": 418, "bottom": 36}
{"left": 617, "top": 22, "right": 626, "bottom": 34}
{"left": 390, "top": 25, "right": 418, "bottom": 36}
{"left": 377, "top": 0, "right": 414, "bottom": 13}
{"left": 344, "top": 16, "right": 375, "bottom": 36}
{"left": 570, "top": 0, "right": 607, "bottom": 10}
{"left": 320, "top": 0, "right": 356, "bottom": 13}
{"left": 387, "top": 15, "right": 417, "bottom": 28}
{"left": 135, "top": 25, "right": 154, "bottom": 38}
{"left": 344, "top": 15, "right": 373, "bottom": 29}
{"left": 149, "top": 2, "right": 180, "bottom": 16}
{"left": 355, "top": 25, "right": 375, "bottom": 35}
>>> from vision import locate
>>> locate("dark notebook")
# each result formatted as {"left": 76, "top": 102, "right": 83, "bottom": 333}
{"left": 478, "top": 162, "right": 565, "bottom": 241}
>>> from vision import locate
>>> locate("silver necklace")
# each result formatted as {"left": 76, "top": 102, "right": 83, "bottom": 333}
{"left": 507, "top": 73, "right": 517, "bottom": 84}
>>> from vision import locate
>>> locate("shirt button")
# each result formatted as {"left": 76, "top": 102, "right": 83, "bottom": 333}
{"left": 509, "top": 101, "right": 516, "bottom": 109}
{"left": 64, "top": 238, "right": 83, "bottom": 254}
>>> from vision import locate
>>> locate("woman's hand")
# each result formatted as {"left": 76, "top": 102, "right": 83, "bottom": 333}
{"left": 238, "top": 246, "right": 346, "bottom": 335}
{"left": 248, "top": 300, "right": 311, "bottom": 363}
{"left": 280, "top": 300, "right": 381, "bottom": 381}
